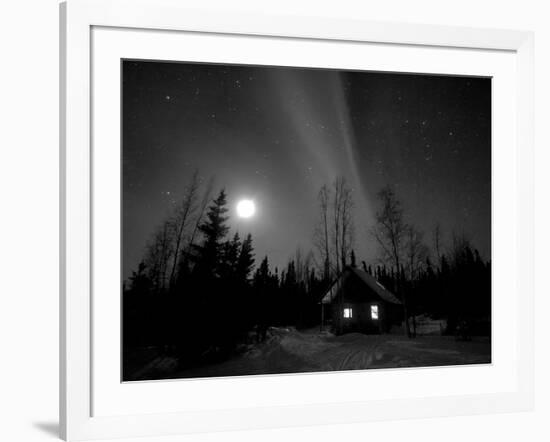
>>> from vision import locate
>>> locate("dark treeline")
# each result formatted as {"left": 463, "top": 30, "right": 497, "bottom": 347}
{"left": 369, "top": 185, "right": 491, "bottom": 337}
{"left": 123, "top": 174, "right": 327, "bottom": 379}
{"left": 362, "top": 236, "right": 491, "bottom": 338}
{"left": 123, "top": 175, "right": 490, "bottom": 379}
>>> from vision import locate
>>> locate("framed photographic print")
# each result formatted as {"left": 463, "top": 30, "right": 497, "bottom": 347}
{"left": 60, "top": 0, "right": 534, "bottom": 440}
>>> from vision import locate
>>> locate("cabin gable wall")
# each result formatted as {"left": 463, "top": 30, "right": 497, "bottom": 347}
{"left": 323, "top": 270, "right": 403, "bottom": 335}
{"left": 329, "top": 274, "right": 387, "bottom": 334}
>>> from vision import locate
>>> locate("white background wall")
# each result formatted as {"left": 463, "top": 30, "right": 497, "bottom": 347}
{"left": 0, "top": 1, "right": 548, "bottom": 441}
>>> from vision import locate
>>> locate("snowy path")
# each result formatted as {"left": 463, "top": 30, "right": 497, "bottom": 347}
{"left": 164, "top": 327, "right": 491, "bottom": 380}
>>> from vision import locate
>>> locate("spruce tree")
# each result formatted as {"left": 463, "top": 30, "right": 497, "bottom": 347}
{"left": 253, "top": 256, "right": 270, "bottom": 289}
{"left": 193, "top": 189, "right": 230, "bottom": 277}
{"left": 219, "top": 232, "right": 241, "bottom": 280}
{"left": 236, "top": 233, "right": 255, "bottom": 283}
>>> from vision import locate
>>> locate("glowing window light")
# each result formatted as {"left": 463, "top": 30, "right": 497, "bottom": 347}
{"left": 371, "top": 305, "right": 379, "bottom": 320}
{"left": 343, "top": 308, "right": 353, "bottom": 319}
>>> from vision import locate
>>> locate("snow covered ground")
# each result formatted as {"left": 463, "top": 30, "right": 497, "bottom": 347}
{"left": 160, "top": 327, "right": 490, "bottom": 380}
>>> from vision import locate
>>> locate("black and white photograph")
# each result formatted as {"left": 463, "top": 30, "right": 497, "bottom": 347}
{"left": 122, "top": 60, "right": 491, "bottom": 382}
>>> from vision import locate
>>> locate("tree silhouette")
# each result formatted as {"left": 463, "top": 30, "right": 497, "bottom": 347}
{"left": 168, "top": 170, "right": 200, "bottom": 288}
{"left": 219, "top": 232, "right": 241, "bottom": 281}
{"left": 332, "top": 177, "right": 354, "bottom": 273}
{"left": 128, "top": 261, "right": 152, "bottom": 296}
{"left": 314, "top": 184, "right": 331, "bottom": 281}
{"left": 371, "top": 185, "right": 411, "bottom": 336}
{"left": 123, "top": 181, "right": 491, "bottom": 381}
{"left": 144, "top": 220, "right": 174, "bottom": 293}
{"left": 236, "top": 233, "right": 255, "bottom": 283}
{"left": 192, "top": 189, "right": 230, "bottom": 277}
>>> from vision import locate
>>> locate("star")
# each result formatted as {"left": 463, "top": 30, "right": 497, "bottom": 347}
{"left": 165, "top": 95, "right": 171, "bottom": 101}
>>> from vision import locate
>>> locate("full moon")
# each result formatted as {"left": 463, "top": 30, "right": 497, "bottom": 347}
{"left": 236, "top": 199, "right": 256, "bottom": 218}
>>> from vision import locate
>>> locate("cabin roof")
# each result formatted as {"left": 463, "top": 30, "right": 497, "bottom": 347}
{"left": 321, "top": 267, "right": 401, "bottom": 305}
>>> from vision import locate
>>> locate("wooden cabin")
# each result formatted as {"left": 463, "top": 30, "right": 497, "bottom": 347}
{"left": 321, "top": 267, "right": 402, "bottom": 335}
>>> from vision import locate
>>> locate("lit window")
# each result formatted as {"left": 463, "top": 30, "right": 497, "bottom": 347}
{"left": 343, "top": 308, "right": 353, "bottom": 319}
{"left": 370, "top": 305, "right": 379, "bottom": 320}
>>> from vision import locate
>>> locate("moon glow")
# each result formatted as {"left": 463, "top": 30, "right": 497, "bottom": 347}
{"left": 236, "top": 199, "right": 256, "bottom": 218}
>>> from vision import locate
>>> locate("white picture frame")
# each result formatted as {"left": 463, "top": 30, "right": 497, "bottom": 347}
{"left": 60, "top": 0, "right": 534, "bottom": 440}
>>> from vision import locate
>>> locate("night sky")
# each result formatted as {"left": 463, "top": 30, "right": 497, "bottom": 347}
{"left": 122, "top": 60, "right": 491, "bottom": 280}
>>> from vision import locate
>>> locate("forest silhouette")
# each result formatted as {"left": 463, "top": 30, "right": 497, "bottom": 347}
{"left": 123, "top": 171, "right": 491, "bottom": 381}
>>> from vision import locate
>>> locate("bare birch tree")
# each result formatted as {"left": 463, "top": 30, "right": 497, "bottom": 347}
{"left": 168, "top": 170, "right": 200, "bottom": 288}
{"left": 331, "top": 177, "right": 354, "bottom": 274}
{"left": 330, "top": 177, "right": 355, "bottom": 335}
{"left": 370, "top": 185, "right": 411, "bottom": 337}
{"left": 405, "top": 225, "right": 428, "bottom": 281}
{"left": 339, "top": 180, "right": 354, "bottom": 270}
{"left": 145, "top": 219, "right": 174, "bottom": 293}
{"left": 294, "top": 247, "right": 314, "bottom": 288}
{"left": 332, "top": 182, "right": 342, "bottom": 275}
{"left": 313, "top": 177, "right": 354, "bottom": 290}
{"left": 404, "top": 224, "right": 429, "bottom": 337}
{"left": 181, "top": 176, "right": 215, "bottom": 270}
{"left": 313, "top": 185, "right": 331, "bottom": 281}
{"left": 371, "top": 186, "right": 406, "bottom": 271}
